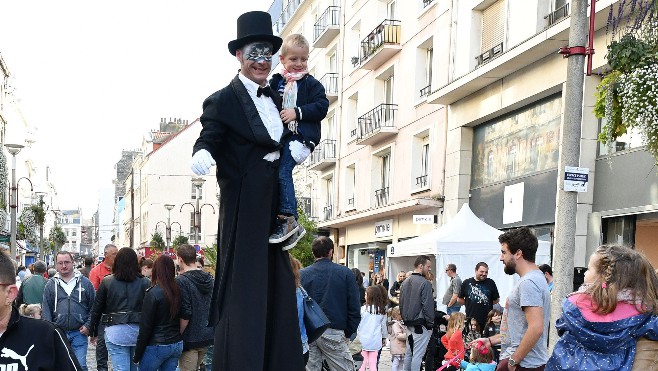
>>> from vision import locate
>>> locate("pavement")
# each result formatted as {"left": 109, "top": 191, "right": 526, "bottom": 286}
{"left": 85, "top": 343, "right": 394, "bottom": 371}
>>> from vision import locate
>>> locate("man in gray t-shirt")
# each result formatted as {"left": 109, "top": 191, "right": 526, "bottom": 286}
{"left": 442, "top": 263, "right": 462, "bottom": 314}
{"left": 475, "top": 227, "right": 550, "bottom": 371}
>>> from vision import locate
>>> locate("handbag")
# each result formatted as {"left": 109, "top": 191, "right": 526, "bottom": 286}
{"left": 301, "top": 287, "right": 331, "bottom": 343}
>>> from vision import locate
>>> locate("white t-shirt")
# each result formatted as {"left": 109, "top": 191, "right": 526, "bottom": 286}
{"left": 357, "top": 305, "right": 387, "bottom": 351}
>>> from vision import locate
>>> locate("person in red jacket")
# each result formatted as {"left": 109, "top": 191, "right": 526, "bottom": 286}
{"left": 441, "top": 312, "right": 466, "bottom": 371}
{"left": 88, "top": 243, "right": 118, "bottom": 371}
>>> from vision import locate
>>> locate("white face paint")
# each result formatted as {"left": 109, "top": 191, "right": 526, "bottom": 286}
{"left": 243, "top": 42, "right": 273, "bottom": 63}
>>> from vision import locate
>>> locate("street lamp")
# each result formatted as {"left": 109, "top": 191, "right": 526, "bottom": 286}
{"left": 181, "top": 177, "right": 215, "bottom": 245}
{"left": 164, "top": 204, "right": 174, "bottom": 253}
{"left": 34, "top": 191, "right": 48, "bottom": 258}
{"left": 5, "top": 143, "right": 24, "bottom": 260}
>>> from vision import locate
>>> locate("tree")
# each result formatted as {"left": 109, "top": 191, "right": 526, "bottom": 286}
{"left": 172, "top": 234, "right": 189, "bottom": 249}
{"left": 150, "top": 231, "right": 165, "bottom": 252}
{"left": 289, "top": 206, "right": 318, "bottom": 268}
{"left": 48, "top": 225, "right": 67, "bottom": 254}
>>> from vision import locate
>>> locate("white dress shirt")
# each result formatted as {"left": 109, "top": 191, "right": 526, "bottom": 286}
{"left": 238, "top": 73, "right": 281, "bottom": 161}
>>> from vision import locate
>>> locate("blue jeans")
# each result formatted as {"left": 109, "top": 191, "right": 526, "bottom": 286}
{"left": 104, "top": 334, "right": 137, "bottom": 371}
{"left": 139, "top": 341, "right": 183, "bottom": 371}
{"left": 446, "top": 305, "right": 462, "bottom": 314}
{"left": 66, "top": 330, "right": 88, "bottom": 371}
{"left": 278, "top": 136, "right": 300, "bottom": 219}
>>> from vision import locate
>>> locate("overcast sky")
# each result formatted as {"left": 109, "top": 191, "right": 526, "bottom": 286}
{"left": 1, "top": 0, "right": 273, "bottom": 216}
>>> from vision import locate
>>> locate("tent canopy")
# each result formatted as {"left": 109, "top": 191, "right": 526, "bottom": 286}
{"left": 387, "top": 204, "right": 551, "bottom": 311}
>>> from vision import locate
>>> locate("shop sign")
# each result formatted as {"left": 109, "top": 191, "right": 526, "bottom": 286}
{"left": 374, "top": 219, "right": 393, "bottom": 237}
{"left": 413, "top": 215, "right": 437, "bottom": 224}
{"left": 564, "top": 166, "right": 589, "bottom": 192}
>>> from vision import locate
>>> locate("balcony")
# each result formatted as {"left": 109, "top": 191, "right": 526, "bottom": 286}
{"left": 273, "top": 0, "right": 307, "bottom": 35}
{"left": 313, "top": 6, "right": 340, "bottom": 48}
{"left": 419, "top": 85, "right": 432, "bottom": 98}
{"left": 545, "top": 3, "right": 570, "bottom": 27}
{"left": 356, "top": 104, "right": 398, "bottom": 146}
{"left": 416, "top": 174, "right": 428, "bottom": 188}
{"left": 319, "top": 73, "right": 339, "bottom": 103}
{"left": 427, "top": 0, "right": 614, "bottom": 106}
{"left": 346, "top": 197, "right": 355, "bottom": 210}
{"left": 374, "top": 187, "right": 390, "bottom": 207}
{"left": 308, "top": 139, "right": 337, "bottom": 171}
{"left": 423, "top": 0, "right": 435, "bottom": 7}
{"left": 356, "top": 20, "right": 402, "bottom": 70}
{"left": 323, "top": 205, "right": 333, "bottom": 221}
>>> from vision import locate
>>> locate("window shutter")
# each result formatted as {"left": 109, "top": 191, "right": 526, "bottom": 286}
{"left": 481, "top": 0, "right": 505, "bottom": 53}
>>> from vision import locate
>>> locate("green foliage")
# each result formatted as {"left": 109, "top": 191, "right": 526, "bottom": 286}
{"left": 172, "top": 234, "right": 189, "bottom": 248}
{"left": 18, "top": 207, "right": 38, "bottom": 246}
{"left": 48, "top": 225, "right": 66, "bottom": 253}
{"left": 606, "top": 34, "right": 655, "bottom": 73}
{"left": 289, "top": 206, "right": 318, "bottom": 268}
{"left": 203, "top": 243, "right": 217, "bottom": 268}
{"left": 150, "top": 231, "right": 165, "bottom": 252}
{"left": 595, "top": 71, "right": 624, "bottom": 144}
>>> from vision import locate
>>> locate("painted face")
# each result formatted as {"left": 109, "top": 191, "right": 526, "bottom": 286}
{"left": 280, "top": 45, "right": 308, "bottom": 73}
{"left": 244, "top": 42, "right": 273, "bottom": 63}
{"left": 238, "top": 42, "right": 274, "bottom": 85}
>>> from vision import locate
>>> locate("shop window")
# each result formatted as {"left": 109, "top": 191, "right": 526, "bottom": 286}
{"left": 602, "top": 215, "right": 636, "bottom": 246}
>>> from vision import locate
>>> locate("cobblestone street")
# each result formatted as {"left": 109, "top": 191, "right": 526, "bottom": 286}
{"left": 84, "top": 343, "right": 393, "bottom": 371}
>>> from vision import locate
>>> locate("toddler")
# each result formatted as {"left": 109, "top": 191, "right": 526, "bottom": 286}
{"left": 460, "top": 340, "right": 496, "bottom": 371}
{"left": 268, "top": 33, "right": 329, "bottom": 250}
{"left": 19, "top": 303, "right": 42, "bottom": 319}
{"left": 387, "top": 306, "right": 407, "bottom": 371}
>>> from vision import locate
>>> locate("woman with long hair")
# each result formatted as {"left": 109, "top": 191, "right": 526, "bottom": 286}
{"left": 133, "top": 255, "right": 183, "bottom": 371}
{"left": 89, "top": 248, "right": 150, "bottom": 371}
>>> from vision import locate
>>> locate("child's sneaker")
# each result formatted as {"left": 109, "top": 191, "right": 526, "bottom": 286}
{"left": 281, "top": 226, "right": 306, "bottom": 251}
{"left": 269, "top": 216, "right": 300, "bottom": 244}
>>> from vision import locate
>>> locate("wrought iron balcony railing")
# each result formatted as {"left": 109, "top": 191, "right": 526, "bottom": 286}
{"left": 416, "top": 174, "right": 428, "bottom": 188}
{"left": 309, "top": 139, "right": 336, "bottom": 165}
{"left": 313, "top": 6, "right": 340, "bottom": 42}
{"left": 357, "top": 104, "right": 398, "bottom": 138}
{"left": 323, "top": 205, "right": 333, "bottom": 220}
{"left": 319, "top": 73, "right": 339, "bottom": 96}
{"left": 274, "top": 0, "right": 305, "bottom": 34}
{"left": 420, "top": 85, "right": 432, "bottom": 98}
{"left": 359, "top": 20, "right": 401, "bottom": 64}
{"left": 375, "top": 187, "right": 389, "bottom": 207}
{"left": 545, "top": 3, "right": 570, "bottom": 26}
{"left": 423, "top": 0, "right": 435, "bottom": 8}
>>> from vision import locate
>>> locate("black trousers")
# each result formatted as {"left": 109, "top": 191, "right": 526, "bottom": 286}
{"left": 96, "top": 324, "right": 108, "bottom": 371}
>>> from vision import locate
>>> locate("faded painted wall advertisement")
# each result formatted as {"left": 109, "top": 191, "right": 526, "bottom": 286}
{"left": 472, "top": 95, "right": 562, "bottom": 188}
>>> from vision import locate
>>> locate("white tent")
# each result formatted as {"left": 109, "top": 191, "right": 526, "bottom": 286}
{"left": 387, "top": 203, "right": 551, "bottom": 311}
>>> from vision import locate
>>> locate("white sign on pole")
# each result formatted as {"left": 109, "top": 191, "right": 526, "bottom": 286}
{"left": 374, "top": 219, "right": 393, "bottom": 237}
{"left": 564, "top": 166, "right": 589, "bottom": 192}
{"left": 413, "top": 215, "right": 436, "bottom": 224}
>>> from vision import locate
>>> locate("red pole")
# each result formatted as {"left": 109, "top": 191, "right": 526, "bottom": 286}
{"left": 587, "top": 0, "right": 596, "bottom": 75}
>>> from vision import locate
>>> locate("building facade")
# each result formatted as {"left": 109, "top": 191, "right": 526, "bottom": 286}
{"left": 271, "top": 0, "right": 447, "bottom": 274}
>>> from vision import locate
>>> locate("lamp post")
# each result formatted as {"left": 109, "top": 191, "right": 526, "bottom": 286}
{"left": 5, "top": 144, "right": 24, "bottom": 260}
{"left": 181, "top": 177, "right": 215, "bottom": 245}
{"left": 34, "top": 191, "right": 47, "bottom": 258}
{"left": 164, "top": 204, "right": 174, "bottom": 253}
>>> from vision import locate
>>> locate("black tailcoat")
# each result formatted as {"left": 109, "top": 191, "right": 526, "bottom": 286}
{"left": 193, "top": 75, "right": 304, "bottom": 371}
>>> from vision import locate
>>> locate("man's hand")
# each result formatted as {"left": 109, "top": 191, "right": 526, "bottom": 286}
{"left": 191, "top": 149, "right": 216, "bottom": 175}
{"left": 280, "top": 108, "right": 297, "bottom": 123}
{"left": 289, "top": 141, "right": 311, "bottom": 164}
{"left": 79, "top": 325, "right": 89, "bottom": 336}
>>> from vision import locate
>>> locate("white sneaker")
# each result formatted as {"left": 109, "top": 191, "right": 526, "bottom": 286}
{"left": 281, "top": 226, "right": 306, "bottom": 251}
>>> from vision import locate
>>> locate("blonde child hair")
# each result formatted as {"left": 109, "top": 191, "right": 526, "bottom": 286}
{"left": 584, "top": 245, "right": 658, "bottom": 314}
{"left": 19, "top": 303, "right": 42, "bottom": 319}
{"left": 388, "top": 305, "right": 401, "bottom": 319}
{"left": 446, "top": 312, "right": 466, "bottom": 339}
{"left": 280, "top": 34, "right": 310, "bottom": 56}
{"left": 469, "top": 340, "right": 494, "bottom": 364}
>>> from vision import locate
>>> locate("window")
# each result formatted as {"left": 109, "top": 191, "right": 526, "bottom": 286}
{"left": 345, "top": 164, "right": 356, "bottom": 210}
{"left": 329, "top": 51, "right": 338, "bottom": 73}
{"left": 412, "top": 131, "right": 430, "bottom": 191}
{"left": 348, "top": 94, "right": 359, "bottom": 139}
{"left": 72, "top": 230, "right": 77, "bottom": 237}
{"left": 324, "top": 176, "right": 334, "bottom": 220}
{"left": 416, "top": 39, "right": 433, "bottom": 99}
{"left": 384, "top": 76, "right": 394, "bottom": 105}
{"left": 189, "top": 212, "right": 197, "bottom": 241}
{"left": 373, "top": 148, "right": 392, "bottom": 207}
{"left": 425, "top": 48, "right": 433, "bottom": 90}
{"left": 387, "top": 0, "right": 397, "bottom": 19}
{"left": 481, "top": 0, "right": 505, "bottom": 53}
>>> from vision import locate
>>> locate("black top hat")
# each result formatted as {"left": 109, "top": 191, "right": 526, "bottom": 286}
{"left": 228, "top": 11, "right": 283, "bottom": 56}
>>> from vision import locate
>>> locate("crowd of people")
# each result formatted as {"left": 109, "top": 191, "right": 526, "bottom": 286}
{"left": 6, "top": 243, "right": 214, "bottom": 371}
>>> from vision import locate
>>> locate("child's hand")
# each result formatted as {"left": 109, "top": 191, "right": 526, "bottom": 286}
{"left": 280, "top": 108, "right": 297, "bottom": 123}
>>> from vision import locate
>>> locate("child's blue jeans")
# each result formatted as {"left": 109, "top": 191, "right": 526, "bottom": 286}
{"left": 278, "top": 135, "right": 302, "bottom": 219}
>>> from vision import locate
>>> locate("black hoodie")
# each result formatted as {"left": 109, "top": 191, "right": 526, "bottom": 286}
{"left": 0, "top": 307, "right": 82, "bottom": 371}
{"left": 176, "top": 269, "right": 215, "bottom": 350}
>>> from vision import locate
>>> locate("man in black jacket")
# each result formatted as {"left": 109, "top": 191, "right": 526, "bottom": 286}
{"left": 399, "top": 255, "right": 434, "bottom": 371}
{"left": 0, "top": 251, "right": 81, "bottom": 371}
{"left": 176, "top": 244, "right": 214, "bottom": 371}
{"left": 301, "top": 236, "right": 361, "bottom": 371}
{"left": 190, "top": 10, "right": 304, "bottom": 371}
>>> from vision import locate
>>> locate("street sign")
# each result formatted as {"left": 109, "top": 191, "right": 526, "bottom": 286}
{"left": 413, "top": 215, "right": 437, "bottom": 224}
{"left": 564, "top": 166, "right": 589, "bottom": 192}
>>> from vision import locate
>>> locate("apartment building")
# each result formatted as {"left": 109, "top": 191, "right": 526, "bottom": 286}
{"left": 270, "top": 0, "right": 448, "bottom": 273}
{"left": 423, "top": 0, "right": 658, "bottom": 268}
